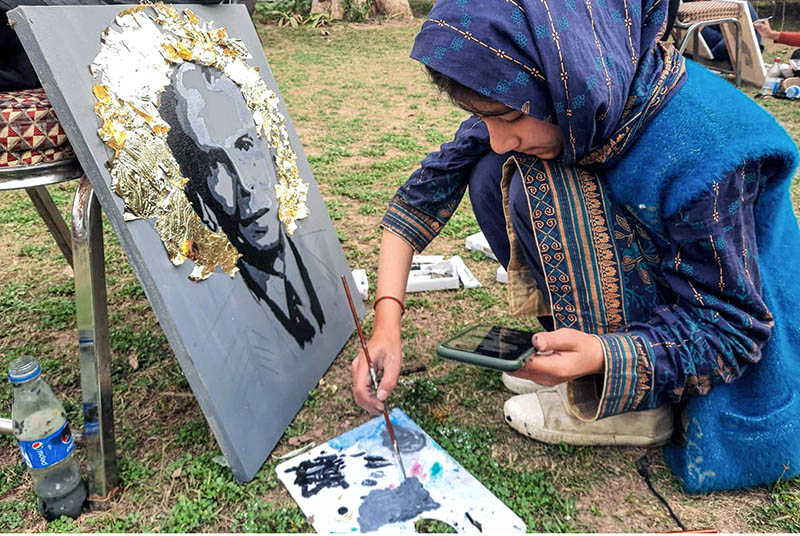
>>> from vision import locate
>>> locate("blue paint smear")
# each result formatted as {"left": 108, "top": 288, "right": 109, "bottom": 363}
{"left": 327, "top": 409, "right": 452, "bottom": 459}
{"left": 430, "top": 462, "right": 442, "bottom": 478}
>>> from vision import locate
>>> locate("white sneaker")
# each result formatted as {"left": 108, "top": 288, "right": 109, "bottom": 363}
{"left": 503, "top": 384, "right": 673, "bottom": 447}
{"left": 501, "top": 372, "right": 551, "bottom": 394}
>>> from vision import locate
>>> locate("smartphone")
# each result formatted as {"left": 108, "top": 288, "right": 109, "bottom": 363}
{"left": 436, "top": 324, "right": 537, "bottom": 371}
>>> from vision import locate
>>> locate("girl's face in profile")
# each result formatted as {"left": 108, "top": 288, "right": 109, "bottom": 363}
{"left": 466, "top": 98, "right": 564, "bottom": 160}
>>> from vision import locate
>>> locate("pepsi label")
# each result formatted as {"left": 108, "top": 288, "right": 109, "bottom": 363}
{"left": 18, "top": 422, "right": 74, "bottom": 470}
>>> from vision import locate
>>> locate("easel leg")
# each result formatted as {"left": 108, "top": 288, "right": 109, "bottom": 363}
{"left": 72, "top": 177, "right": 117, "bottom": 504}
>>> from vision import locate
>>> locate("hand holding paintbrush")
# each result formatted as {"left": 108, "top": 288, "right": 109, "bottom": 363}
{"left": 341, "top": 276, "right": 408, "bottom": 481}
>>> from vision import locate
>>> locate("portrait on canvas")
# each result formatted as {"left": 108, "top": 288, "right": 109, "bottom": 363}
{"left": 89, "top": 3, "right": 327, "bottom": 348}
{"left": 8, "top": 2, "right": 362, "bottom": 480}
{"left": 159, "top": 64, "right": 325, "bottom": 346}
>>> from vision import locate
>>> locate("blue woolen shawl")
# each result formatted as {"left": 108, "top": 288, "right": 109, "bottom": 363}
{"left": 610, "top": 61, "right": 800, "bottom": 493}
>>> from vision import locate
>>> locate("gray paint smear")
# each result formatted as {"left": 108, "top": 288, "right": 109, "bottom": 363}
{"left": 357, "top": 477, "right": 440, "bottom": 533}
{"left": 381, "top": 424, "right": 426, "bottom": 453}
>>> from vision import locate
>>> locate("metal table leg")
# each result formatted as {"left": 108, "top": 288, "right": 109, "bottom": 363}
{"left": 26, "top": 185, "right": 74, "bottom": 268}
{"left": 72, "top": 177, "right": 117, "bottom": 501}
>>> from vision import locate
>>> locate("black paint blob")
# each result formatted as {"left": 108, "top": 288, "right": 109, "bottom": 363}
{"left": 381, "top": 424, "right": 426, "bottom": 453}
{"left": 338, "top": 507, "right": 348, "bottom": 515}
{"left": 465, "top": 511, "right": 483, "bottom": 532}
{"left": 349, "top": 451, "right": 366, "bottom": 457}
{"left": 364, "top": 455, "right": 392, "bottom": 469}
{"left": 357, "top": 477, "right": 440, "bottom": 532}
{"left": 284, "top": 454, "right": 349, "bottom": 498}
{"left": 361, "top": 479, "right": 378, "bottom": 486}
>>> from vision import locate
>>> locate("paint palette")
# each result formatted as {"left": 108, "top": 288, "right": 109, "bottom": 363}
{"left": 276, "top": 409, "right": 526, "bottom": 534}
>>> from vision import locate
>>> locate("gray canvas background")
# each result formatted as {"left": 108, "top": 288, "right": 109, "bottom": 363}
{"left": 10, "top": 4, "right": 364, "bottom": 482}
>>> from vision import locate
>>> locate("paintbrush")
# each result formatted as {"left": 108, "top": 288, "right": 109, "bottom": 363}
{"left": 341, "top": 275, "right": 408, "bottom": 482}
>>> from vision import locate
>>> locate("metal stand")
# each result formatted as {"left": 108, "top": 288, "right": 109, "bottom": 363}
{"left": 72, "top": 176, "right": 117, "bottom": 501}
{"left": 672, "top": 3, "right": 743, "bottom": 88}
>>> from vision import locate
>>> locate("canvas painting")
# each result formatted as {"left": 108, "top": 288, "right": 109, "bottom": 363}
{"left": 10, "top": 3, "right": 364, "bottom": 482}
{"left": 276, "top": 409, "right": 527, "bottom": 534}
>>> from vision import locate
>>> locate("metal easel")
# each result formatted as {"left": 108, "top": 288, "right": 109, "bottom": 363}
{"left": 72, "top": 176, "right": 117, "bottom": 502}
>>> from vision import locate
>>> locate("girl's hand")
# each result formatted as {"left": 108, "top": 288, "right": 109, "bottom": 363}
{"left": 351, "top": 326, "right": 403, "bottom": 414}
{"left": 510, "top": 328, "right": 604, "bottom": 386}
{"left": 754, "top": 20, "right": 779, "bottom": 41}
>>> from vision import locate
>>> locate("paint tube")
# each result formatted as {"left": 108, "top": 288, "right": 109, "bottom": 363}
{"left": 465, "top": 232, "right": 498, "bottom": 261}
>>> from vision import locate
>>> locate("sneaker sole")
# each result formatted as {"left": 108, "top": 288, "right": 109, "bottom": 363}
{"left": 506, "top": 415, "right": 673, "bottom": 447}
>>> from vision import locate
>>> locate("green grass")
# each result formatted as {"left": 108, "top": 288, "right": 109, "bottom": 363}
{"left": 0, "top": 500, "right": 29, "bottom": 531}
{"left": 749, "top": 478, "right": 800, "bottom": 531}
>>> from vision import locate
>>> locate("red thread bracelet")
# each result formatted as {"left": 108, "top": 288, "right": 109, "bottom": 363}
{"left": 373, "top": 295, "right": 405, "bottom": 316}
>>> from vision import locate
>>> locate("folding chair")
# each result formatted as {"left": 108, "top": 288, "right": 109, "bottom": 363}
{"left": 673, "top": 0, "right": 743, "bottom": 86}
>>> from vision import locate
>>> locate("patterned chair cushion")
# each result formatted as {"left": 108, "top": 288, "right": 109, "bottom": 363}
{"left": 0, "top": 88, "right": 74, "bottom": 167}
{"left": 677, "top": 1, "right": 741, "bottom": 23}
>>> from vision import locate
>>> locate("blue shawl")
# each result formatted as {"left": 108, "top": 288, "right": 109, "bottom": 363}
{"left": 609, "top": 61, "right": 800, "bottom": 492}
{"left": 411, "top": 0, "right": 685, "bottom": 165}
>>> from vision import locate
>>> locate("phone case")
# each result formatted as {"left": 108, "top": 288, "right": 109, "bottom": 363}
{"left": 436, "top": 325, "right": 536, "bottom": 372}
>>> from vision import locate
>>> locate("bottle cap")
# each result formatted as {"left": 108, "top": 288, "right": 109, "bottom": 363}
{"left": 786, "top": 85, "right": 800, "bottom": 99}
{"left": 8, "top": 355, "right": 41, "bottom": 383}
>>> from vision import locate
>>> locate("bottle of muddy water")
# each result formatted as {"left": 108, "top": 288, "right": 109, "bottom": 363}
{"left": 9, "top": 356, "right": 86, "bottom": 521}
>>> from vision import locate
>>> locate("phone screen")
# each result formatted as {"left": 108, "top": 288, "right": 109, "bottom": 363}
{"left": 443, "top": 325, "right": 534, "bottom": 361}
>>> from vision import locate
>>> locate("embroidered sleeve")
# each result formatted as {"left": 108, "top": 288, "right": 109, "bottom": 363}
{"left": 380, "top": 115, "right": 491, "bottom": 252}
{"left": 573, "top": 163, "right": 773, "bottom": 420}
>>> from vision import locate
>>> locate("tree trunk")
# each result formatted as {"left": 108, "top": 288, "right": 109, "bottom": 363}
{"left": 310, "top": 0, "right": 345, "bottom": 19}
{"left": 373, "top": 0, "right": 413, "bottom": 19}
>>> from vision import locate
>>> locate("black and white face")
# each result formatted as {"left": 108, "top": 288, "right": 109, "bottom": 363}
{"left": 169, "top": 63, "right": 281, "bottom": 254}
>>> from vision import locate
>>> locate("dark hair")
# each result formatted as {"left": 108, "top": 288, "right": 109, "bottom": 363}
{"left": 425, "top": 66, "right": 513, "bottom": 117}
{"left": 159, "top": 68, "right": 235, "bottom": 236}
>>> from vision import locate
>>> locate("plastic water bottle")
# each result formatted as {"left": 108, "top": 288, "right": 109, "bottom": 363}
{"left": 767, "top": 57, "right": 783, "bottom": 78}
{"left": 760, "top": 75, "right": 782, "bottom": 96}
{"left": 761, "top": 58, "right": 783, "bottom": 96}
{"left": 9, "top": 356, "right": 87, "bottom": 521}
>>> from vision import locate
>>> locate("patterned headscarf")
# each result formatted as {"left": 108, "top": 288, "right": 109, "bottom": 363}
{"left": 411, "top": 0, "right": 686, "bottom": 166}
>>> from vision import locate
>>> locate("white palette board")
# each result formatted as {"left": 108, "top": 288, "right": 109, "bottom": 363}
{"left": 276, "top": 409, "right": 526, "bottom": 534}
